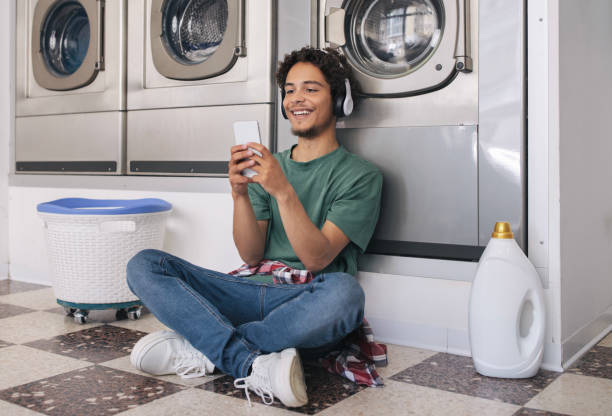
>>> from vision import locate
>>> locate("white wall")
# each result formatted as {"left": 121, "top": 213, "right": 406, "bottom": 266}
{"left": 558, "top": 0, "right": 612, "bottom": 363}
{"left": 0, "top": 0, "right": 13, "bottom": 278}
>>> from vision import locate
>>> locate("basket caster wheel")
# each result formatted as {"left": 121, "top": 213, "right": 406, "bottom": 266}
{"left": 115, "top": 308, "right": 128, "bottom": 321}
{"left": 127, "top": 306, "right": 142, "bottom": 320}
{"left": 63, "top": 307, "right": 76, "bottom": 317}
{"left": 73, "top": 310, "right": 89, "bottom": 324}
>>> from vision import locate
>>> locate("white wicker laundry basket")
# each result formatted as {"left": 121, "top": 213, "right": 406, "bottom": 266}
{"left": 37, "top": 198, "right": 172, "bottom": 323}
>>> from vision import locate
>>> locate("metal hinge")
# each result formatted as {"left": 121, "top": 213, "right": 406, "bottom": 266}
{"left": 455, "top": 0, "right": 473, "bottom": 73}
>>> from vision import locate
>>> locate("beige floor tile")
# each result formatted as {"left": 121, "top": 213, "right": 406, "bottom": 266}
{"left": 0, "top": 288, "right": 58, "bottom": 310}
{"left": 317, "top": 379, "right": 520, "bottom": 416}
{"left": 525, "top": 373, "right": 612, "bottom": 416}
{"left": 0, "top": 311, "right": 101, "bottom": 344}
{"left": 100, "top": 355, "right": 224, "bottom": 388}
{"left": 110, "top": 312, "right": 170, "bottom": 333}
{"left": 116, "top": 388, "right": 294, "bottom": 416}
{"left": 597, "top": 331, "right": 612, "bottom": 347}
{"left": 377, "top": 343, "right": 438, "bottom": 378}
{"left": 0, "top": 345, "right": 92, "bottom": 390}
{"left": 0, "top": 399, "right": 46, "bottom": 415}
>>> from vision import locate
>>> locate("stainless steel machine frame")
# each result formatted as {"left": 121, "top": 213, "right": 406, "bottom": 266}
{"left": 15, "top": 0, "right": 127, "bottom": 174}
{"left": 126, "top": 0, "right": 276, "bottom": 176}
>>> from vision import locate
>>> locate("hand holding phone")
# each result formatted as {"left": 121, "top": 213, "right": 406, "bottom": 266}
{"left": 233, "top": 121, "right": 262, "bottom": 177}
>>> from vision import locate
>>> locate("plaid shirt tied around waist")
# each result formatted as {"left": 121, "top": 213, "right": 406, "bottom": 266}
{"left": 228, "top": 260, "right": 387, "bottom": 387}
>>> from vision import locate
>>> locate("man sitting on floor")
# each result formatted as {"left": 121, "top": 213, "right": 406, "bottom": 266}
{"left": 126, "top": 47, "right": 383, "bottom": 408}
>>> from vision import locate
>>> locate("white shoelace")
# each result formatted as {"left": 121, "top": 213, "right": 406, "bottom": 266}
{"left": 172, "top": 343, "right": 211, "bottom": 379}
{"left": 233, "top": 359, "right": 275, "bottom": 407}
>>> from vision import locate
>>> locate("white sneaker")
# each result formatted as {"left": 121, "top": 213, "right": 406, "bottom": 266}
{"left": 130, "top": 330, "right": 215, "bottom": 379}
{"left": 234, "top": 348, "right": 308, "bottom": 407}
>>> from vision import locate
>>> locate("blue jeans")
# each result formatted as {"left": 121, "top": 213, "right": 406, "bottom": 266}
{"left": 126, "top": 249, "right": 365, "bottom": 379}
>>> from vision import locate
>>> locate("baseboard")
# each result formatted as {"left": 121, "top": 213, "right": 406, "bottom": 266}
{"left": 541, "top": 338, "right": 563, "bottom": 372}
{"left": 367, "top": 316, "right": 471, "bottom": 356}
{"left": 562, "top": 306, "right": 612, "bottom": 369}
{"left": 0, "top": 263, "right": 8, "bottom": 279}
{"left": 447, "top": 328, "right": 472, "bottom": 356}
{"left": 8, "top": 263, "right": 52, "bottom": 286}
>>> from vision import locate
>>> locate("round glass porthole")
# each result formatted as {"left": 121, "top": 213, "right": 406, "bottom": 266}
{"left": 162, "top": 0, "right": 228, "bottom": 65}
{"left": 41, "top": 0, "right": 90, "bottom": 77}
{"left": 344, "top": 0, "right": 444, "bottom": 78}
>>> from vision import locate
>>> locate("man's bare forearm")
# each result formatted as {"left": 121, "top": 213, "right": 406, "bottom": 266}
{"left": 275, "top": 188, "right": 332, "bottom": 271}
{"left": 242, "top": 142, "right": 341, "bottom": 272}
{"left": 232, "top": 193, "right": 265, "bottom": 265}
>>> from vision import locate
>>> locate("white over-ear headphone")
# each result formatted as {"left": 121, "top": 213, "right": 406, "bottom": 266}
{"left": 342, "top": 77, "right": 354, "bottom": 117}
{"left": 322, "top": 48, "right": 354, "bottom": 118}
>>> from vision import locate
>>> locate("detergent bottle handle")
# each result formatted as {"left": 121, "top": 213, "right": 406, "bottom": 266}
{"left": 516, "top": 288, "right": 546, "bottom": 358}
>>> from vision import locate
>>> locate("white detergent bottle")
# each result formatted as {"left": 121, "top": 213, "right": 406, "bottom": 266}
{"left": 468, "top": 222, "right": 546, "bottom": 378}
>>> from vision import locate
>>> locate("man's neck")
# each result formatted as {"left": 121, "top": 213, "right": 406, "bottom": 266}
{"left": 292, "top": 126, "right": 339, "bottom": 163}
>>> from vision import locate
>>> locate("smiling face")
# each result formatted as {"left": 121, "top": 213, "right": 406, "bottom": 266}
{"left": 283, "top": 62, "right": 335, "bottom": 139}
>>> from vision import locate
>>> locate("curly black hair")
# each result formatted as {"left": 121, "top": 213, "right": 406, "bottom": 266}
{"left": 276, "top": 47, "right": 359, "bottom": 111}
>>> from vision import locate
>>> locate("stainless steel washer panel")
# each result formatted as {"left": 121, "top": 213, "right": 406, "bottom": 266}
{"left": 337, "top": 125, "right": 478, "bottom": 246}
{"left": 478, "top": 0, "right": 525, "bottom": 248}
{"left": 16, "top": 111, "right": 125, "bottom": 174}
{"left": 127, "top": 103, "right": 273, "bottom": 176}
{"left": 276, "top": 0, "right": 312, "bottom": 153}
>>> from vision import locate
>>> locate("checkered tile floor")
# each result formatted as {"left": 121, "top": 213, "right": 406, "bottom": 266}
{"left": 1, "top": 279, "right": 611, "bottom": 416}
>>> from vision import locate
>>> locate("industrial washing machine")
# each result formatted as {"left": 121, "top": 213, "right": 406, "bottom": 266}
{"left": 15, "top": 0, "right": 127, "bottom": 174}
{"left": 276, "top": 0, "right": 525, "bottom": 262}
{"left": 126, "top": 0, "right": 276, "bottom": 176}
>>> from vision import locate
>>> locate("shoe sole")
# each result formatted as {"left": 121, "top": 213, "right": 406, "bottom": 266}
{"left": 276, "top": 348, "right": 308, "bottom": 407}
{"left": 130, "top": 330, "right": 179, "bottom": 375}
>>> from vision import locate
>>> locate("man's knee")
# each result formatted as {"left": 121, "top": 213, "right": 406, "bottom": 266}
{"left": 126, "top": 248, "right": 165, "bottom": 288}
{"left": 324, "top": 273, "right": 365, "bottom": 315}
{"left": 317, "top": 273, "right": 365, "bottom": 336}
{"left": 334, "top": 273, "right": 365, "bottom": 302}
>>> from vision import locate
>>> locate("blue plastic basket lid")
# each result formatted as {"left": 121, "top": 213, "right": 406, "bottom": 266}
{"left": 37, "top": 198, "right": 172, "bottom": 215}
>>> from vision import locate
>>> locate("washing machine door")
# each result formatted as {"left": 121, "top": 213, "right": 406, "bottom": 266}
{"left": 326, "top": 0, "right": 470, "bottom": 97}
{"left": 150, "top": 0, "right": 244, "bottom": 81}
{"left": 32, "top": 0, "right": 103, "bottom": 91}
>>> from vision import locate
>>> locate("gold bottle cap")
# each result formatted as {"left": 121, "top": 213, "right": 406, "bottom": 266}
{"left": 491, "top": 222, "right": 514, "bottom": 239}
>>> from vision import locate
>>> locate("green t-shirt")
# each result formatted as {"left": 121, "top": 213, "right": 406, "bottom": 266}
{"left": 247, "top": 144, "right": 383, "bottom": 280}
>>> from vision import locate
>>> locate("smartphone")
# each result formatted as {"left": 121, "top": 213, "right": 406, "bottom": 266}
{"left": 233, "top": 121, "right": 262, "bottom": 178}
